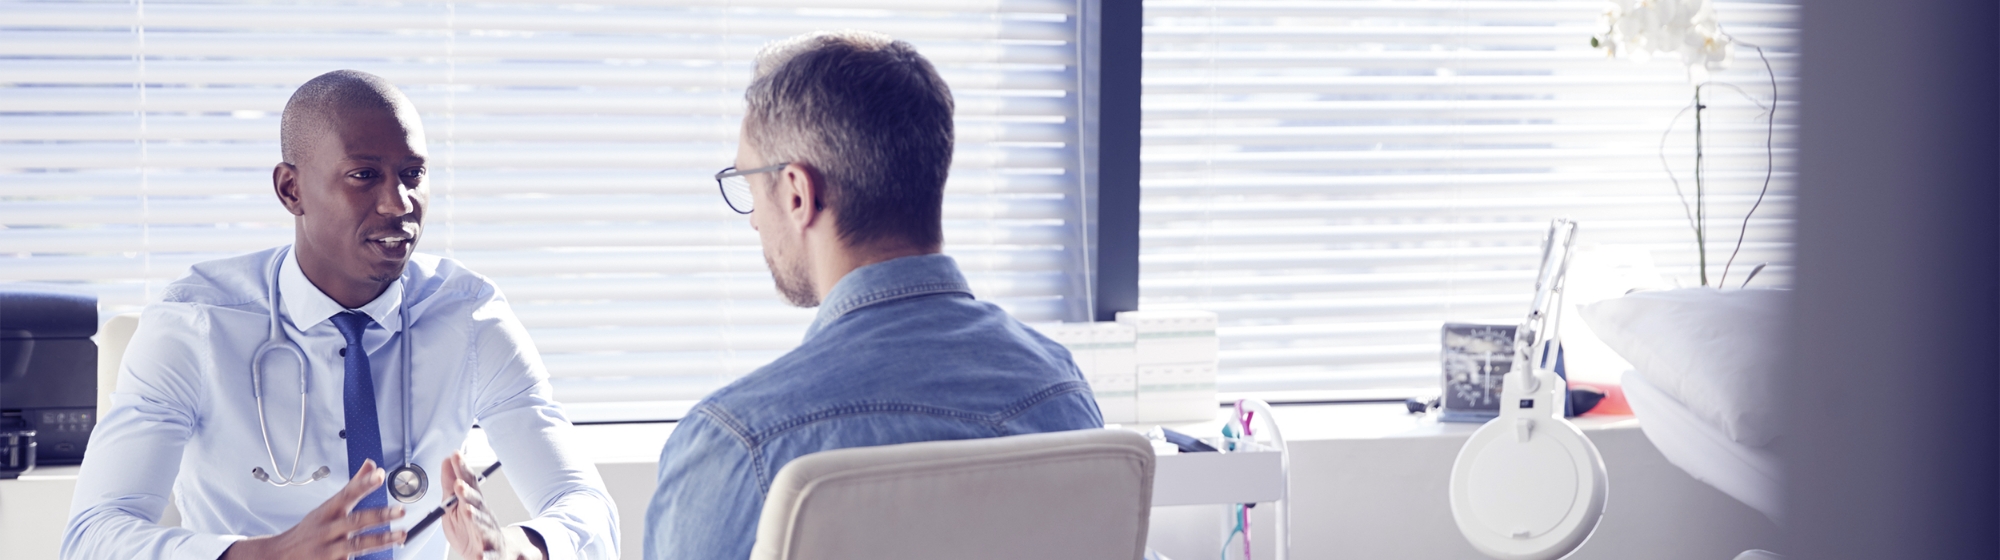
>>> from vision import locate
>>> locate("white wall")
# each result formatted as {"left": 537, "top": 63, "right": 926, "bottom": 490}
{"left": 478, "top": 462, "right": 658, "bottom": 560}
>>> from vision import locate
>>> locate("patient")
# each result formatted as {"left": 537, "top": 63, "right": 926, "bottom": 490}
{"left": 641, "top": 31, "right": 1104, "bottom": 559}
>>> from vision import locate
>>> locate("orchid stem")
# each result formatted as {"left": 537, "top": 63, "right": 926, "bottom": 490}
{"left": 1694, "top": 86, "right": 1709, "bottom": 287}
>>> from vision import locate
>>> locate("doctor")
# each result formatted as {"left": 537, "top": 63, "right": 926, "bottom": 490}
{"left": 63, "top": 70, "right": 618, "bottom": 560}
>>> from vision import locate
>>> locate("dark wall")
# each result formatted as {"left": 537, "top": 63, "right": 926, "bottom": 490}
{"left": 1786, "top": 0, "right": 1999, "bottom": 557}
{"left": 1092, "top": 0, "right": 1143, "bottom": 321}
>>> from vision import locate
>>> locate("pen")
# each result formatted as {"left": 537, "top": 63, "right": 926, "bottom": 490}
{"left": 404, "top": 461, "right": 502, "bottom": 541}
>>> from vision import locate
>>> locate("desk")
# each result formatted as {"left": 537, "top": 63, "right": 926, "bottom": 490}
{"left": 1, "top": 405, "right": 1774, "bottom": 560}
{"left": 1, "top": 466, "right": 84, "bottom": 559}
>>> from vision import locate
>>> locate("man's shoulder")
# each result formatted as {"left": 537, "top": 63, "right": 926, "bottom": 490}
{"left": 156, "top": 247, "right": 282, "bottom": 307}
{"left": 400, "top": 254, "right": 535, "bottom": 352}
{"left": 840, "top": 294, "right": 1078, "bottom": 373}
{"left": 403, "top": 252, "right": 500, "bottom": 302}
{"left": 700, "top": 300, "right": 1094, "bottom": 441}
{"left": 153, "top": 248, "right": 495, "bottom": 304}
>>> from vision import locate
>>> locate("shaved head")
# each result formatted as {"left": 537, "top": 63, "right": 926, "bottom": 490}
{"left": 272, "top": 69, "right": 429, "bottom": 308}
{"left": 280, "top": 69, "right": 419, "bottom": 165}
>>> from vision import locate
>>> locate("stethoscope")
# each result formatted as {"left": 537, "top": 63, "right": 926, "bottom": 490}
{"left": 249, "top": 246, "right": 429, "bottom": 504}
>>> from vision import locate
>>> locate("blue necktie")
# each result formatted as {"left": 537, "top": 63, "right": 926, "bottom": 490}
{"left": 331, "top": 312, "right": 392, "bottom": 560}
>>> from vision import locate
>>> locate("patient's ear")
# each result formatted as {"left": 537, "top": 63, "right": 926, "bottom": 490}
{"left": 779, "top": 162, "right": 827, "bottom": 229}
{"left": 273, "top": 162, "right": 306, "bottom": 217}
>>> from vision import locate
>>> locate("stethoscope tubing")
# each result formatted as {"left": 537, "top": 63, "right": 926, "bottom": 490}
{"left": 250, "top": 246, "right": 419, "bottom": 497}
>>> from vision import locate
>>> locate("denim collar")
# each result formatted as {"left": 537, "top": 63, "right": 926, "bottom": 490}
{"left": 805, "top": 253, "right": 971, "bottom": 341}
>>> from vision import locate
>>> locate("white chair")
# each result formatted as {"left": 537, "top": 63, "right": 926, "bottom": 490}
{"left": 749, "top": 428, "right": 1155, "bottom": 560}
{"left": 94, "top": 312, "right": 141, "bottom": 421}
{"left": 92, "top": 311, "right": 181, "bottom": 527}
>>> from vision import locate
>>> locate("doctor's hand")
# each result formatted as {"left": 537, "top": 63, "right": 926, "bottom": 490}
{"left": 221, "top": 459, "right": 407, "bottom": 560}
{"left": 441, "top": 452, "right": 549, "bottom": 560}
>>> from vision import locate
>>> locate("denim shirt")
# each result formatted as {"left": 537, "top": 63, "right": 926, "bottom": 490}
{"left": 641, "top": 254, "right": 1103, "bottom": 560}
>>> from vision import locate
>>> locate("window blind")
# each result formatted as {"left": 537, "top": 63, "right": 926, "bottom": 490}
{"left": 0, "top": 0, "right": 1092, "bottom": 421}
{"left": 1138, "top": 0, "right": 1799, "bottom": 395}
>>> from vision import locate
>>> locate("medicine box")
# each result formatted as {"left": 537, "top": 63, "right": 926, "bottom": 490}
{"left": 1116, "top": 310, "right": 1220, "bottom": 365}
{"left": 1135, "top": 362, "right": 1219, "bottom": 423}
{"left": 1117, "top": 310, "right": 1221, "bottom": 423}
{"left": 1030, "top": 321, "right": 1138, "bottom": 424}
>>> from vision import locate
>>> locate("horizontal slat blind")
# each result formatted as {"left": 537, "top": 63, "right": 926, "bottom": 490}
{"left": 1, "top": 0, "right": 1089, "bottom": 421}
{"left": 1139, "top": 0, "right": 1799, "bottom": 394}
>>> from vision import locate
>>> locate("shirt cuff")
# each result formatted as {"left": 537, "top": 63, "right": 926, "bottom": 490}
{"left": 513, "top": 519, "right": 577, "bottom": 560}
{"left": 191, "top": 534, "right": 247, "bottom": 560}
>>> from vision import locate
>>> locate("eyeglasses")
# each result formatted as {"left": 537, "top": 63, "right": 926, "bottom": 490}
{"left": 715, "top": 162, "right": 789, "bottom": 214}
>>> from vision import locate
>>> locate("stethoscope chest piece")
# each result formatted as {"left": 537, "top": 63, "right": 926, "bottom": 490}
{"left": 390, "top": 463, "right": 428, "bottom": 503}
{"left": 250, "top": 246, "right": 426, "bottom": 496}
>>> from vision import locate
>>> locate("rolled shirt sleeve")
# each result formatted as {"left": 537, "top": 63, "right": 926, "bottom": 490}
{"left": 467, "top": 289, "right": 620, "bottom": 560}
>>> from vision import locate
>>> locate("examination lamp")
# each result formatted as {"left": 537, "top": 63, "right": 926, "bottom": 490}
{"left": 1448, "top": 219, "right": 1608, "bottom": 560}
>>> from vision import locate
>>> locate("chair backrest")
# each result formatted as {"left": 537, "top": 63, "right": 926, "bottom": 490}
{"left": 93, "top": 311, "right": 181, "bottom": 526}
{"left": 749, "top": 428, "right": 1155, "bottom": 560}
{"left": 94, "top": 312, "right": 141, "bottom": 420}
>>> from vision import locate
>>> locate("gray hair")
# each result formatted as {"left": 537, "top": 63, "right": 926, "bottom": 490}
{"left": 743, "top": 30, "right": 955, "bottom": 249}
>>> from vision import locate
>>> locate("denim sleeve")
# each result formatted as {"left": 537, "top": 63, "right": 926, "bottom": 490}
{"left": 643, "top": 409, "right": 765, "bottom": 560}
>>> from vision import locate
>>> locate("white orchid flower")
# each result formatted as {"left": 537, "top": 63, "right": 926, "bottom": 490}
{"left": 1594, "top": 0, "right": 1733, "bottom": 82}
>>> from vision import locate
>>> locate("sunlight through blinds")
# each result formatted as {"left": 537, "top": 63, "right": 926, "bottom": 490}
{"left": 1138, "top": 0, "right": 1799, "bottom": 395}
{"left": 0, "top": 0, "right": 1092, "bottom": 421}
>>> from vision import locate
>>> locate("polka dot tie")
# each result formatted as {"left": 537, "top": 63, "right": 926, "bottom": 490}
{"left": 331, "top": 312, "right": 392, "bottom": 560}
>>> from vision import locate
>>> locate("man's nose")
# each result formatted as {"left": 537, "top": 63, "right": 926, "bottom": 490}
{"left": 379, "top": 180, "right": 418, "bottom": 216}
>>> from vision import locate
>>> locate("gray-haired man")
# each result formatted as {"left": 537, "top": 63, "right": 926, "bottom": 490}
{"left": 639, "top": 31, "right": 1103, "bottom": 559}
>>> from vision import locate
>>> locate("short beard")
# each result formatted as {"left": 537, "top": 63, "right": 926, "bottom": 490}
{"left": 768, "top": 254, "right": 819, "bottom": 308}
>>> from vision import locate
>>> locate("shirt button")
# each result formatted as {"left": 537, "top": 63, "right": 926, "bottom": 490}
{"left": 339, "top": 429, "right": 346, "bottom": 439}
{"left": 339, "top": 348, "right": 346, "bottom": 357}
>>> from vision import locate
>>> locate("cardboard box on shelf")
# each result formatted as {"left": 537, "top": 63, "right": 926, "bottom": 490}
{"left": 1030, "top": 321, "right": 1139, "bottom": 424}
{"left": 1117, "top": 311, "right": 1221, "bottom": 423}
{"left": 1136, "top": 361, "right": 1219, "bottom": 423}
{"left": 1117, "top": 310, "right": 1220, "bottom": 365}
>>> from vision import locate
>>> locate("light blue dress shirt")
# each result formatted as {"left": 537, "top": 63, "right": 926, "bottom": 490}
{"left": 642, "top": 254, "right": 1104, "bottom": 560}
{"left": 63, "top": 246, "right": 619, "bottom": 560}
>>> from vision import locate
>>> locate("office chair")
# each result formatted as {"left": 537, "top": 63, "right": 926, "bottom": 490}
{"left": 94, "top": 312, "right": 141, "bottom": 421}
{"left": 749, "top": 428, "right": 1155, "bottom": 560}
{"left": 92, "top": 311, "right": 182, "bottom": 527}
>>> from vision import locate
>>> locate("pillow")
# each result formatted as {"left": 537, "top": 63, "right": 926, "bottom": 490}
{"left": 1578, "top": 288, "right": 1787, "bottom": 447}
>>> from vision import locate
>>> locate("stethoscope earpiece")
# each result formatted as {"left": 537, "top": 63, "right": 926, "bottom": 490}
{"left": 252, "top": 465, "right": 331, "bottom": 485}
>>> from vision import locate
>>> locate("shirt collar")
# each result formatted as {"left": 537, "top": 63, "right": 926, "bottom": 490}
{"left": 805, "top": 253, "right": 972, "bottom": 340}
{"left": 278, "top": 245, "right": 406, "bottom": 334}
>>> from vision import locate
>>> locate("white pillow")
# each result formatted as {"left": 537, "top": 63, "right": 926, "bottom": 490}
{"left": 1578, "top": 288, "right": 1787, "bottom": 447}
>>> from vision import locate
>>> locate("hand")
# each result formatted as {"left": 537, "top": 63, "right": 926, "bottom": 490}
{"left": 221, "top": 459, "right": 407, "bottom": 560}
{"left": 440, "top": 452, "right": 547, "bottom": 560}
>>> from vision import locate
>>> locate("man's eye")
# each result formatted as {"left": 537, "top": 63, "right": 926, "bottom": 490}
{"left": 350, "top": 170, "right": 378, "bottom": 180}
{"left": 402, "top": 168, "right": 426, "bottom": 179}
